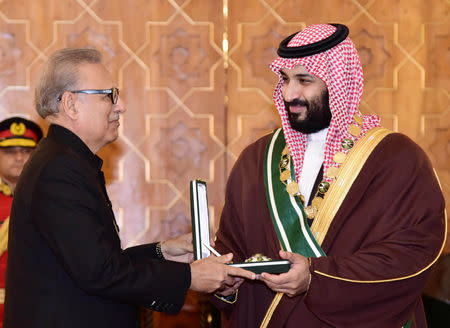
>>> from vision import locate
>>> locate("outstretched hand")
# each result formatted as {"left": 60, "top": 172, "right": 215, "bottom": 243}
{"left": 259, "top": 250, "right": 310, "bottom": 297}
{"left": 190, "top": 253, "right": 255, "bottom": 294}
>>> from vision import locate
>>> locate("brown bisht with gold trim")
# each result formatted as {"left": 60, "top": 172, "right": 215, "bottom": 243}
{"left": 212, "top": 129, "right": 445, "bottom": 327}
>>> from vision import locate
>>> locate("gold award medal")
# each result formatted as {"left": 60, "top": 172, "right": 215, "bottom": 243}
{"left": 311, "top": 197, "right": 323, "bottom": 209}
{"left": 245, "top": 254, "right": 272, "bottom": 263}
{"left": 280, "top": 170, "right": 291, "bottom": 182}
{"left": 286, "top": 181, "right": 299, "bottom": 196}
{"left": 326, "top": 166, "right": 339, "bottom": 179}
{"left": 304, "top": 206, "right": 318, "bottom": 219}
{"left": 318, "top": 181, "right": 330, "bottom": 194}
{"left": 341, "top": 138, "right": 354, "bottom": 150}
{"left": 349, "top": 124, "right": 361, "bottom": 137}
{"left": 333, "top": 152, "right": 346, "bottom": 164}
{"left": 282, "top": 146, "right": 289, "bottom": 156}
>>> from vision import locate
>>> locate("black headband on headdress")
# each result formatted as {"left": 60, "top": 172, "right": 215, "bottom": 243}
{"left": 277, "top": 23, "right": 349, "bottom": 58}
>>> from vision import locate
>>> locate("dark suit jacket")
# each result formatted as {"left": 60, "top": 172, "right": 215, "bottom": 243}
{"left": 4, "top": 124, "right": 191, "bottom": 328}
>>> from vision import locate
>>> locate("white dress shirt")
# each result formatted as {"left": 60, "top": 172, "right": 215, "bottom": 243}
{"left": 298, "top": 128, "right": 328, "bottom": 205}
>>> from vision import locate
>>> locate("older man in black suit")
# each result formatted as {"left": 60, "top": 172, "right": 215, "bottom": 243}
{"left": 4, "top": 48, "right": 254, "bottom": 328}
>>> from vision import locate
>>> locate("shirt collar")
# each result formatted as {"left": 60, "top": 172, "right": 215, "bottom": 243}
{"left": 307, "top": 127, "right": 328, "bottom": 143}
{"left": 46, "top": 124, "right": 103, "bottom": 170}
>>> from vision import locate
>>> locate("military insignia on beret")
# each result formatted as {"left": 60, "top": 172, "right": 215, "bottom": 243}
{"left": 10, "top": 122, "right": 26, "bottom": 136}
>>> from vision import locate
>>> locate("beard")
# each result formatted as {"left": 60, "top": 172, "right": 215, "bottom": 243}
{"left": 284, "top": 90, "right": 331, "bottom": 134}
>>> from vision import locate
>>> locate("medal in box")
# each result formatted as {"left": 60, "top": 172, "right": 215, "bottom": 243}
{"left": 190, "top": 180, "right": 290, "bottom": 274}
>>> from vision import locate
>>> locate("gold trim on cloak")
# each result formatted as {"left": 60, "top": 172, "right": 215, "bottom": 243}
{"left": 310, "top": 127, "right": 392, "bottom": 244}
{"left": 259, "top": 127, "right": 392, "bottom": 328}
{"left": 259, "top": 292, "right": 283, "bottom": 328}
{"left": 314, "top": 172, "right": 447, "bottom": 283}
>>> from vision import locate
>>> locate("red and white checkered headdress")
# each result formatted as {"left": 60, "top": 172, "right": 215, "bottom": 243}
{"left": 270, "top": 24, "right": 380, "bottom": 184}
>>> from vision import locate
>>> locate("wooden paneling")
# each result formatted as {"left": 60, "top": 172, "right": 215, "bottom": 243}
{"left": 0, "top": 0, "right": 448, "bottom": 326}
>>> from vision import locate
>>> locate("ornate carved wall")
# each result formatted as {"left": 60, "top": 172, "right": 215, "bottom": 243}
{"left": 0, "top": 0, "right": 448, "bottom": 325}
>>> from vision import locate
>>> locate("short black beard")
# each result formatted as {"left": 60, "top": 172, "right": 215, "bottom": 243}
{"left": 284, "top": 90, "right": 331, "bottom": 134}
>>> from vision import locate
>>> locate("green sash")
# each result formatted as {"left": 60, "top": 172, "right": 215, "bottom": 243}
{"left": 263, "top": 128, "right": 325, "bottom": 258}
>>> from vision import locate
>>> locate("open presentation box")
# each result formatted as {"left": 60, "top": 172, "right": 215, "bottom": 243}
{"left": 190, "top": 180, "right": 290, "bottom": 274}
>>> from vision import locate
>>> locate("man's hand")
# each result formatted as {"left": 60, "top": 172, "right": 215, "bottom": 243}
{"left": 190, "top": 253, "right": 255, "bottom": 294}
{"left": 259, "top": 250, "right": 310, "bottom": 297}
{"left": 161, "top": 233, "right": 193, "bottom": 263}
{"left": 216, "top": 277, "right": 245, "bottom": 297}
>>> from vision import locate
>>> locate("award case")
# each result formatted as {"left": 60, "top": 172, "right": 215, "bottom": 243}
{"left": 190, "top": 179, "right": 290, "bottom": 274}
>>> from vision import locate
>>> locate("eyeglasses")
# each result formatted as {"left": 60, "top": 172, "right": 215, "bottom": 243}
{"left": 57, "top": 87, "right": 119, "bottom": 104}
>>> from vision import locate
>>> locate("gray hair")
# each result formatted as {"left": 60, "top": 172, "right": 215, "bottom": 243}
{"left": 35, "top": 48, "right": 102, "bottom": 118}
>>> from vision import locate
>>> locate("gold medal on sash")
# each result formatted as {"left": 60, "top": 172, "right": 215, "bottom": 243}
{"left": 333, "top": 152, "right": 346, "bottom": 164}
{"left": 318, "top": 181, "right": 330, "bottom": 194}
{"left": 349, "top": 124, "right": 361, "bottom": 137}
{"left": 312, "top": 197, "right": 323, "bottom": 209}
{"left": 304, "top": 206, "right": 318, "bottom": 219}
{"left": 326, "top": 166, "right": 339, "bottom": 179}
{"left": 341, "top": 138, "right": 354, "bottom": 150}
{"left": 278, "top": 138, "right": 332, "bottom": 220}
{"left": 286, "top": 181, "right": 299, "bottom": 196}
{"left": 280, "top": 170, "right": 291, "bottom": 182}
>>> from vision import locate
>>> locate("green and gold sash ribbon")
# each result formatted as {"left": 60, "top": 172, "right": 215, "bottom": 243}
{"left": 261, "top": 128, "right": 325, "bottom": 328}
{"left": 263, "top": 128, "right": 325, "bottom": 258}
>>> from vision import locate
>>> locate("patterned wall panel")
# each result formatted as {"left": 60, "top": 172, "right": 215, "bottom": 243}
{"left": 0, "top": 0, "right": 448, "bottom": 325}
